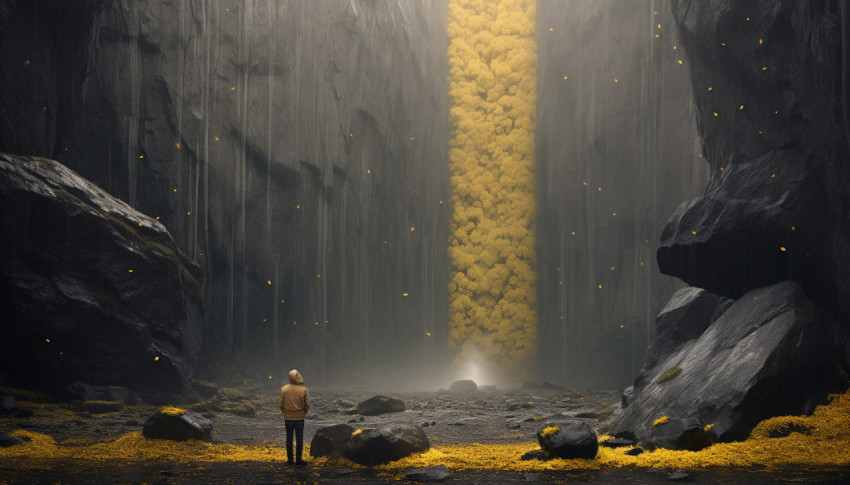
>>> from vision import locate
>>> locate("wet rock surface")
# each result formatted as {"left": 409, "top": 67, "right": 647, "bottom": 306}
{"left": 310, "top": 423, "right": 355, "bottom": 458}
{"left": 355, "top": 395, "right": 406, "bottom": 416}
{"left": 0, "top": 154, "right": 202, "bottom": 402}
{"left": 666, "top": 0, "right": 850, "bottom": 321}
{"left": 404, "top": 464, "right": 451, "bottom": 482}
{"left": 142, "top": 409, "right": 212, "bottom": 442}
{"left": 612, "top": 282, "right": 850, "bottom": 450}
{"left": 344, "top": 424, "right": 429, "bottom": 466}
{"left": 536, "top": 420, "right": 598, "bottom": 459}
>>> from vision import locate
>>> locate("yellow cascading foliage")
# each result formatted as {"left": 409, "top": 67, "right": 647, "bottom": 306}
{"left": 447, "top": 0, "right": 539, "bottom": 377}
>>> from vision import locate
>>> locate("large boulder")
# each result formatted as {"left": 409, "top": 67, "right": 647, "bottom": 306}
{"left": 143, "top": 408, "right": 212, "bottom": 441}
{"left": 0, "top": 154, "right": 202, "bottom": 402}
{"left": 344, "top": 424, "right": 429, "bottom": 466}
{"left": 665, "top": 0, "right": 850, "bottom": 322}
{"left": 448, "top": 379, "right": 477, "bottom": 392}
{"left": 611, "top": 282, "right": 850, "bottom": 450}
{"left": 536, "top": 420, "right": 598, "bottom": 459}
{"left": 355, "top": 395, "right": 406, "bottom": 416}
{"left": 310, "top": 423, "right": 355, "bottom": 458}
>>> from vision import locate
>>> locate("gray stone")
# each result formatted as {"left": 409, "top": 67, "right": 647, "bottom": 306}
{"left": 612, "top": 282, "right": 850, "bottom": 450}
{"left": 310, "top": 423, "right": 355, "bottom": 458}
{"left": 0, "top": 155, "right": 201, "bottom": 402}
{"left": 404, "top": 464, "right": 450, "bottom": 482}
{"left": 344, "top": 424, "right": 429, "bottom": 466}
{"left": 355, "top": 395, "right": 406, "bottom": 416}
{"left": 448, "top": 380, "right": 477, "bottom": 393}
{"left": 143, "top": 409, "right": 212, "bottom": 442}
{"left": 536, "top": 420, "right": 598, "bottom": 459}
{"left": 0, "top": 433, "right": 23, "bottom": 447}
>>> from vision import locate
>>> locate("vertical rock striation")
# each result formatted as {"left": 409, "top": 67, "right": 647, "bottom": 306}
{"left": 536, "top": 0, "right": 707, "bottom": 387}
{"left": 0, "top": 0, "right": 451, "bottom": 383}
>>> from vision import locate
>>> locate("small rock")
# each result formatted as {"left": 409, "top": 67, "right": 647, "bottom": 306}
{"left": 334, "top": 467, "right": 356, "bottom": 475}
{"left": 142, "top": 408, "right": 212, "bottom": 441}
{"left": 448, "top": 380, "right": 478, "bottom": 392}
{"left": 81, "top": 400, "right": 124, "bottom": 414}
{"left": 506, "top": 421, "right": 521, "bottom": 429}
{"left": 0, "top": 433, "right": 24, "bottom": 447}
{"left": 189, "top": 380, "right": 219, "bottom": 400}
{"left": 310, "top": 424, "right": 354, "bottom": 458}
{"left": 625, "top": 448, "right": 645, "bottom": 456}
{"left": 523, "top": 472, "right": 540, "bottom": 481}
{"left": 520, "top": 449, "right": 550, "bottom": 461}
{"left": 601, "top": 438, "right": 635, "bottom": 448}
{"left": 347, "top": 419, "right": 358, "bottom": 424}
{"left": 404, "top": 464, "right": 450, "bottom": 482}
{"left": 355, "top": 395, "right": 406, "bottom": 416}
{"left": 421, "top": 422, "right": 430, "bottom": 427}
{"left": 344, "top": 424, "right": 429, "bottom": 466}
{"left": 537, "top": 420, "right": 598, "bottom": 459}
{"left": 668, "top": 469, "right": 693, "bottom": 481}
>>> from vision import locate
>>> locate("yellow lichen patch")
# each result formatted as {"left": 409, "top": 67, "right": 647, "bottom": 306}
{"left": 540, "top": 425, "right": 559, "bottom": 438}
{"left": 653, "top": 416, "right": 669, "bottom": 427}
{"left": 656, "top": 365, "right": 682, "bottom": 384}
{"left": 160, "top": 406, "right": 187, "bottom": 416}
{"left": 351, "top": 428, "right": 367, "bottom": 438}
{"left": 704, "top": 423, "right": 714, "bottom": 432}
{"left": 447, "top": 0, "right": 539, "bottom": 377}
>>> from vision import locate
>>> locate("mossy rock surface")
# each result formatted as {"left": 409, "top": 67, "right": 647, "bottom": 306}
{"left": 217, "top": 387, "right": 249, "bottom": 402}
{"left": 82, "top": 400, "right": 125, "bottom": 414}
{"left": 226, "top": 402, "right": 256, "bottom": 418}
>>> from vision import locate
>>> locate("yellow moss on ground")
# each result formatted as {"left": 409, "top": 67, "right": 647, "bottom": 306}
{"left": 653, "top": 416, "right": 669, "bottom": 427}
{"left": 2, "top": 391, "right": 849, "bottom": 472}
{"left": 160, "top": 406, "right": 187, "bottom": 416}
{"left": 540, "top": 425, "right": 559, "bottom": 438}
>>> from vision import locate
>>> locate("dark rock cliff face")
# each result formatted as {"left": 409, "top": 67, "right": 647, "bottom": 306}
{"left": 662, "top": 0, "right": 850, "bottom": 321}
{"left": 0, "top": 0, "right": 451, "bottom": 383}
{"left": 536, "top": 0, "right": 707, "bottom": 387}
{"left": 0, "top": 153, "right": 202, "bottom": 401}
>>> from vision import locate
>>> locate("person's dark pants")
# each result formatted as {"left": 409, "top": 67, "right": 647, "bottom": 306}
{"left": 285, "top": 419, "right": 305, "bottom": 463}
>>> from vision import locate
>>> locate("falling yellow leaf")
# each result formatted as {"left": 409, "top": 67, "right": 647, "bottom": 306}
{"left": 267, "top": 280, "right": 272, "bottom": 285}
{"left": 549, "top": 27, "right": 553, "bottom": 31}
{"left": 173, "top": 188, "right": 177, "bottom": 192}
{"left": 410, "top": 137, "right": 415, "bottom": 141}
{"left": 613, "top": 78, "right": 619, "bottom": 83}
{"left": 25, "top": 59, "right": 31, "bottom": 65}
{"left": 156, "top": 216, "right": 160, "bottom": 220}
{"left": 176, "top": 142, "right": 181, "bottom": 149}
{"left": 721, "top": 42, "right": 726, "bottom": 46}
{"left": 657, "top": 23, "right": 661, "bottom": 29}
{"left": 317, "top": 274, "right": 321, "bottom": 278}
{"left": 268, "top": 375, "right": 272, "bottom": 379}
{"left": 230, "top": 86, "right": 236, "bottom": 91}
{"left": 610, "top": 266, "right": 615, "bottom": 270}
{"left": 402, "top": 292, "right": 409, "bottom": 297}
{"left": 45, "top": 338, "right": 50, "bottom": 343}
{"left": 139, "top": 155, "right": 144, "bottom": 159}
{"left": 762, "top": 66, "right": 768, "bottom": 71}
{"left": 759, "top": 38, "right": 763, "bottom": 45}
{"left": 426, "top": 332, "right": 431, "bottom": 336}
{"left": 739, "top": 105, "right": 744, "bottom": 110}
{"left": 771, "top": 173, "right": 776, "bottom": 178}
{"left": 138, "top": 222, "right": 143, "bottom": 227}
{"left": 598, "top": 284, "right": 603, "bottom": 289}
{"left": 791, "top": 226, "right": 796, "bottom": 231}
{"left": 215, "top": 136, "right": 220, "bottom": 141}
{"left": 708, "top": 86, "right": 713, "bottom": 91}
{"left": 612, "top": 212, "right": 616, "bottom": 216}
{"left": 154, "top": 356, "right": 160, "bottom": 361}
{"left": 367, "top": 169, "right": 371, "bottom": 174}
{"left": 597, "top": 187, "right": 602, "bottom": 191}
{"left": 128, "top": 269, "right": 134, "bottom": 273}
{"left": 563, "top": 76, "right": 568, "bottom": 80}
{"left": 713, "top": 112, "right": 719, "bottom": 117}
{"left": 571, "top": 231, "right": 575, "bottom": 235}
{"left": 780, "top": 246, "right": 786, "bottom": 252}
{"left": 691, "top": 230, "right": 697, "bottom": 235}
{"left": 677, "top": 60, "right": 683, "bottom": 65}
{"left": 410, "top": 226, "right": 415, "bottom": 232}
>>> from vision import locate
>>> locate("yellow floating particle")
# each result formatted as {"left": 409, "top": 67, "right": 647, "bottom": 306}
{"left": 677, "top": 60, "right": 683, "bottom": 65}
{"left": 176, "top": 142, "right": 181, "bottom": 149}
{"left": 293, "top": 321, "right": 297, "bottom": 325}
{"left": 549, "top": 27, "right": 553, "bottom": 31}
{"left": 746, "top": 17, "right": 750, "bottom": 21}
{"left": 657, "top": 23, "right": 661, "bottom": 29}
{"left": 156, "top": 216, "right": 160, "bottom": 220}
{"left": 613, "top": 78, "right": 619, "bottom": 83}
{"left": 349, "top": 133, "right": 353, "bottom": 137}
{"left": 708, "top": 86, "right": 713, "bottom": 91}
{"left": 720, "top": 167, "right": 724, "bottom": 171}
{"left": 138, "top": 222, "right": 143, "bottom": 227}
{"left": 187, "top": 211, "right": 191, "bottom": 216}
{"left": 739, "top": 105, "right": 744, "bottom": 110}
{"left": 713, "top": 112, "right": 719, "bottom": 117}
{"left": 280, "top": 299, "right": 285, "bottom": 303}
{"left": 296, "top": 204, "right": 300, "bottom": 209}
{"left": 655, "top": 34, "right": 660, "bottom": 38}
{"left": 45, "top": 338, "right": 50, "bottom": 343}
{"left": 673, "top": 45, "right": 678, "bottom": 50}
{"left": 267, "top": 280, "right": 272, "bottom": 285}
{"left": 610, "top": 266, "right": 615, "bottom": 270}
{"left": 758, "top": 130, "right": 764, "bottom": 135}
{"left": 367, "top": 169, "right": 371, "bottom": 174}
{"left": 620, "top": 324, "right": 624, "bottom": 328}
{"left": 383, "top": 240, "right": 388, "bottom": 244}
{"left": 410, "top": 137, "right": 415, "bottom": 141}
{"left": 774, "top": 110, "right": 779, "bottom": 115}
{"left": 558, "top": 281, "right": 563, "bottom": 285}
{"left": 268, "top": 375, "right": 272, "bottom": 379}
{"left": 139, "top": 155, "right": 144, "bottom": 159}
{"left": 25, "top": 59, "right": 31, "bottom": 65}
{"left": 780, "top": 246, "right": 786, "bottom": 252}
{"left": 410, "top": 226, "right": 415, "bottom": 232}
{"left": 654, "top": 416, "right": 669, "bottom": 427}
{"left": 612, "top": 212, "right": 616, "bottom": 216}
{"left": 128, "top": 269, "right": 134, "bottom": 273}
{"left": 230, "top": 86, "right": 236, "bottom": 91}
{"left": 571, "top": 231, "right": 575, "bottom": 235}
{"left": 426, "top": 332, "right": 431, "bottom": 336}
{"left": 759, "top": 38, "right": 763, "bottom": 45}
{"left": 721, "top": 42, "right": 727, "bottom": 46}
{"left": 154, "top": 356, "right": 160, "bottom": 361}
{"left": 402, "top": 292, "right": 409, "bottom": 297}
{"left": 597, "top": 187, "right": 602, "bottom": 191}
{"left": 317, "top": 274, "right": 321, "bottom": 278}
{"left": 42, "top": 106, "right": 47, "bottom": 111}
{"left": 215, "top": 136, "right": 220, "bottom": 141}
{"left": 640, "top": 261, "right": 645, "bottom": 266}
{"left": 262, "top": 319, "right": 267, "bottom": 322}
{"left": 556, "top": 267, "right": 560, "bottom": 271}
{"left": 771, "top": 173, "right": 776, "bottom": 178}
{"left": 226, "top": 7, "right": 230, "bottom": 12}
{"left": 582, "top": 181, "right": 587, "bottom": 186}
{"left": 691, "top": 230, "right": 697, "bottom": 235}
{"left": 314, "top": 322, "right": 318, "bottom": 325}
{"left": 563, "top": 76, "right": 568, "bottom": 80}
{"left": 598, "top": 284, "right": 603, "bottom": 289}
{"left": 791, "top": 226, "right": 796, "bottom": 231}
{"left": 762, "top": 66, "right": 768, "bottom": 71}
{"left": 439, "top": 200, "right": 444, "bottom": 204}
{"left": 698, "top": 154, "right": 704, "bottom": 158}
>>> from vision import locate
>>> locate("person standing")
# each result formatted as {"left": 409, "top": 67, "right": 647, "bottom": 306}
{"left": 279, "top": 369, "right": 310, "bottom": 465}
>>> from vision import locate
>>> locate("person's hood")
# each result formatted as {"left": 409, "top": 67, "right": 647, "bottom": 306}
{"left": 288, "top": 369, "right": 304, "bottom": 385}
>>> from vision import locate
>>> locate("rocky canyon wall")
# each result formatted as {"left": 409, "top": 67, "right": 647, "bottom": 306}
{"left": 536, "top": 0, "right": 707, "bottom": 387}
{"left": 0, "top": 0, "right": 451, "bottom": 385}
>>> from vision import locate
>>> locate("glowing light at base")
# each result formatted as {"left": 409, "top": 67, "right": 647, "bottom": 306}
{"left": 446, "top": 0, "right": 539, "bottom": 378}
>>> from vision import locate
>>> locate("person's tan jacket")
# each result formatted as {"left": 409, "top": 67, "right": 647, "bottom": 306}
{"left": 279, "top": 369, "right": 310, "bottom": 420}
